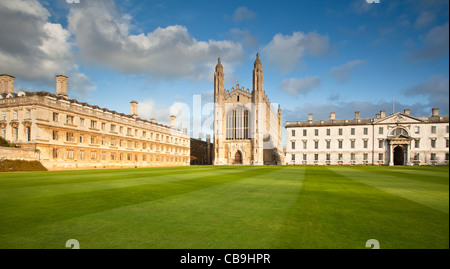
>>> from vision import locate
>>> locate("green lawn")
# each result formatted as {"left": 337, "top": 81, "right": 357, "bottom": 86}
{"left": 0, "top": 165, "right": 448, "bottom": 249}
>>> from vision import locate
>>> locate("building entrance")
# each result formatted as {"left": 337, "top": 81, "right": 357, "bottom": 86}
{"left": 234, "top": 151, "right": 243, "bottom": 164}
{"left": 393, "top": 146, "right": 404, "bottom": 165}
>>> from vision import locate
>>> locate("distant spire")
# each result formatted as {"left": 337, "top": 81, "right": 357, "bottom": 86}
{"left": 254, "top": 52, "right": 262, "bottom": 68}
{"left": 215, "top": 57, "right": 223, "bottom": 72}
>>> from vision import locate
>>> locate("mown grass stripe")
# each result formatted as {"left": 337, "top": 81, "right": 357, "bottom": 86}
{"left": 1, "top": 166, "right": 297, "bottom": 248}
{"left": 276, "top": 166, "right": 449, "bottom": 249}
{"left": 0, "top": 166, "right": 276, "bottom": 238}
{"left": 0, "top": 165, "right": 447, "bottom": 249}
{"left": 386, "top": 167, "right": 449, "bottom": 178}
{"left": 335, "top": 166, "right": 449, "bottom": 214}
{"left": 350, "top": 165, "right": 449, "bottom": 186}
{"left": 0, "top": 167, "right": 253, "bottom": 202}
{"left": 0, "top": 166, "right": 223, "bottom": 190}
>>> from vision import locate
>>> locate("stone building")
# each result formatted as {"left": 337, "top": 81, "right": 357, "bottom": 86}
{"left": 213, "top": 54, "right": 283, "bottom": 165}
{"left": 0, "top": 74, "right": 190, "bottom": 170}
{"left": 285, "top": 109, "right": 449, "bottom": 166}
{"left": 190, "top": 134, "right": 213, "bottom": 165}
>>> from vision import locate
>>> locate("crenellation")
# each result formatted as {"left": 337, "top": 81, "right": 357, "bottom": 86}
{"left": 213, "top": 53, "right": 283, "bottom": 165}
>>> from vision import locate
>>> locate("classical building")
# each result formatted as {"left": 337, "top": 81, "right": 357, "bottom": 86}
{"left": 0, "top": 74, "right": 190, "bottom": 170}
{"left": 213, "top": 54, "right": 283, "bottom": 165}
{"left": 285, "top": 109, "right": 449, "bottom": 166}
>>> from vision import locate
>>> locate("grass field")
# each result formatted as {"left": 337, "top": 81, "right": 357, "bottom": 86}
{"left": 0, "top": 165, "right": 448, "bottom": 249}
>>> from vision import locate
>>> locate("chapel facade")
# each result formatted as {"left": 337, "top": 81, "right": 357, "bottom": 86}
{"left": 213, "top": 54, "right": 283, "bottom": 165}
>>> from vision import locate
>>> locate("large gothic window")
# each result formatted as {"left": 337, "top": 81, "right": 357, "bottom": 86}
{"left": 226, "top": 106, "right": 249, "bottom": 140}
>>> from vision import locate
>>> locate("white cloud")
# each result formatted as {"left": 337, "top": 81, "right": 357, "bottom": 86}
{"left": 0, "top": 0, "right": 95, "bottom": 97}
{"left": 261, "top": 31, "right": 331, "bottom": 73}
{"left": 203, "top": 59, "right": 239, "bottom": 85}
{"left": 411, "top": 22, "right": 449, "bottom": 60}
{"left": 280, "top": 77, "right": 321, "bottom": 97}
{"left": 414, "top": 11, "right": 436, "bottom": 30}
{"left": 68, "top": 0, "right": 244, "bottom": 81}
{"left": 0, "top": 0, "right": 71, "bottom": 81}
{"left": 137, "top": 98, "right": 192, "bottom": 133}
{"left": 0, "top": 0, "right": 49, "bottom": 18}
{"left": 284, "top": 73, "right": 449, "bottom": 123}
{"left": 328, "top": 59, "right": 365, "bottom": 83}
{"left": 404, "top": 74, "right": 449, "bottom": 96}
{"left": 283, "top": 100, "right": 441, "bottom": 123}
{"left": 138, "top": 99, "right": 169, "bottom": 123}
{"left": 403, "top": 74, "right": 449, "bottom": 111}
{"left": 68, "top": 71, "right": 97, "bottom": 99}
{"left": 232, "top": 6, "right": 257, "bottom": 23}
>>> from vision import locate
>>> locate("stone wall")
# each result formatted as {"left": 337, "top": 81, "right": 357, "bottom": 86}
{"left": 0, "top": 146, "right": 39, "bottom": 161}
{"left": 190, "top": 137, "right": 212, "bottom": 165}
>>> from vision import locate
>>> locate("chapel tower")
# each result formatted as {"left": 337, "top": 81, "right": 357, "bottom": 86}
{"left": 213, "top": 53, "right": 284, "bottom": 165}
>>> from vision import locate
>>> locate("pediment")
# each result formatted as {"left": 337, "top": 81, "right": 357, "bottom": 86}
{"left": 375, "top": 112, "right": 423, "bottom": 124}
{"left": 5, "top": 92, "right": 16, "bottom": 98}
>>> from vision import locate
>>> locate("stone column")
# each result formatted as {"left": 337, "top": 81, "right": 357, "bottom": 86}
{"left": 406, "top": 144, "right": 411, "bottom": 166}
{"left": 389, "top": 143, "right": 393, "bottom": 166}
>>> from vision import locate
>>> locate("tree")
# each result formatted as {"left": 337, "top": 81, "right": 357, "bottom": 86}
{"left": 0, "top": 137, "right": 11, "bottom": 147}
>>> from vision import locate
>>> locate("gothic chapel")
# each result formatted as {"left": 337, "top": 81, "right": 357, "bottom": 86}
{"left": 213, "top": 54, "right": 284, "bottom": 165}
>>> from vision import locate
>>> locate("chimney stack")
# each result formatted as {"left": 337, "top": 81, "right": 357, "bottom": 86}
{"left": 130, "top": 101, "right": 138, "bottom": 118}
{"left": 355, "top": 111, "right": 360, "bottom": 119}
{"left": 376, "top": 113, "right": 380, "bottom": 119}
{"left": 380, "top": 110, "right": 386, "bottom": 118}
{"left": 0, "top": 74, "right": 15, "bottom": 94}
{"left": 329, "top": 112, "right": 335, "bottom": 120}
{"left": 150, "top": 118, "right": 156, "bottom": 123}
{"left": 170, "top": 115, "right": 176, "bottom": 128}
{"left": 432, "top": 108, "right": 439, "bottom": 117}
{"left": 56, "top": 75, "right": 68, "bottom": 97}
{"left": 308, "top": 113, "right": 313, "bottom": 121}
{"left": 404, "top": 108, "right": 410, "bottom": 115}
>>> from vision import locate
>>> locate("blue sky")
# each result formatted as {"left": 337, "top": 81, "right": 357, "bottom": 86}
{"left": 0, "top": 0, "right": 448, "bottom": 141}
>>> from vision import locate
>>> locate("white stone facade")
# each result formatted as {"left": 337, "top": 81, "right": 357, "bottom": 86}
{"left": 0, "top": 74, "right": 190, "bottom": 170}
{"left": 285, "top": 109, "right": 449, "bottom": 166}
{"left": 213, "top": 54, "right": 284, "bottom": 165}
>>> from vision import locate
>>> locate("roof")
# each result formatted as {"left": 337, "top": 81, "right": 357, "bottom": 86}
{"left": 286, "top": 112, "right": 449, "bottom": 128}
{"left": 1, "top": 90, "right": 179, "bottom": 131}
{"left": 286, "top": 118, "right": 373, "bottom": 128}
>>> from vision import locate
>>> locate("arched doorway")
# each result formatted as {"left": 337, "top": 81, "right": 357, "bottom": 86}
{"left": 393, "top": 146, "right": 404, "bottom": 165}
{"left": 234, "top": 150, "right": 243, "bottom": 164}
